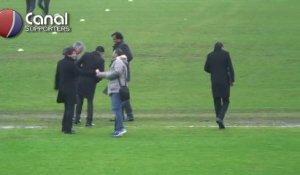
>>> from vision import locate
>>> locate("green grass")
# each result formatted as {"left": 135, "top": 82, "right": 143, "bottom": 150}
{"left": 0, "top": 0, "right": 300, "bottom": 112}
{"left": 0, "top": 114, "right": 300, "bottom": 175}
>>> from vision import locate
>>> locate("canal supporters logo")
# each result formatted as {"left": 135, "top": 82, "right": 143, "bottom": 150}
{"left": 0, "top": 9, "right": 23, "bottom": 38}
{"left": 25, "top": 12, "right": 71, "bottom": 32}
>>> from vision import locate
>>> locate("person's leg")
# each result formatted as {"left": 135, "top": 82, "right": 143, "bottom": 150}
{"left": 111, "top": 93, "right": 125, "bottom": 134}
{"left": 213, "top": 97, "right": 221, "bottom": 120}
{"left": 38, "top": 0, "right": 45, "bottom": 11}
{"left": 86, "top": 98, "right": 94, "bottom": 126}
{"left": 75, "top": 95, "right": 84, "bottom": 124}
{"left": 26, "top": 0, "right": 36, "bottom": 13}
{"left": 62, "top": 102, "right": 68, "bottom": 132}
{"left": 219, "top": 97, "right": 230, "bottom": 121}
{"left": 44, "top": 0, "right": 50, "bottom": 14}
{"left": 30, "top": 0, "right": 36, "bottom": 12}
{"left": 213, "top": 97, "right": 225, "bottom": 129}
{"left": 26, "top": 0, "right": 30, "bottom": 13}
{"left": 65, "top": 101, "right": 75, "bottom": 133}
{"left": 123, "top": 100, "right": 134, "bottom": 121}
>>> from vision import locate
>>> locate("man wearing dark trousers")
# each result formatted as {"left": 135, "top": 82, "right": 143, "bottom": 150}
{"left": 75, "top": 46, "right": 105, "bottom": 126}
{"left": 55, "top": 47, "right": 97, "bottom": 134}
{"left": 204, "top": 42, "right": 235, "bottom": 129}
{"left": 26, "top": 0, "right": 50, "bottom": 14}
{"left": 111, "top": 32, "right": 134, "bottom": 121}
{"left": 26, "top": 0, "right": 36, "bottom": 14}
{"left": 38, "top": 0, "right": 50, "bottom": 15}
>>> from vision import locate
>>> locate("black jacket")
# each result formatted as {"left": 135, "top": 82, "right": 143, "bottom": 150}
{"left": 55, "top": 56, "right": 95, "bottom": 103}
{"left": 113, "top": 41, "right": 133, "bottom": 62}
{"left": 204, "top": 50, "right": 235, "bottom": 97}
{"left": 76, "top": 51, "right": 105, "bottom": 99}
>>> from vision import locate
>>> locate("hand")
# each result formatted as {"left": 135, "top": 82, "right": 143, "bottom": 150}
{"left": 95, "top": 70, "right": 105, "bottom": 78}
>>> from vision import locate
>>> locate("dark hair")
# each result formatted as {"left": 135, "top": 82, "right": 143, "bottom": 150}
{"left": 63, "top": 46, "right": 75, "bottom": 56}
{"left": 96, "top": 46, "right": 105, "bottom": 52}
{"left": 214, "top": 42, "right": 223, "bottom": 52}
{"left": 115, "top": 48, "right": 124, "bottom": 56}
{"left": 111, "top": 32, "right": 124, "bottom": 40}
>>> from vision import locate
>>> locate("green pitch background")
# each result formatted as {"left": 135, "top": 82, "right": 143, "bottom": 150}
{"left": 1, "top": 0, "right": 299, "bottom": 112}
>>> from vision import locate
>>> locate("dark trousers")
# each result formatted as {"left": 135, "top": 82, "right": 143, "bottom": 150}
{"left": 122, "top": 100, "right": 134, "bottom": 120}
{"left": 38, "top": 0, "right": 50, "bottom": 14}
{"left": 26, "top": 0, "right": 36, "bottom": 13}
{"left": 213, "top": 96, "right": 230, "bottom": 121}
{"left": 75, "top": 95, "right": 94, "bottom": 124}
{"left": 62, "top": 101, "right": 75, "bottom": 132}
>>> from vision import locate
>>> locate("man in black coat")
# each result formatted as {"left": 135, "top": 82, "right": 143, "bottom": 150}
{"left": 55, "top": 47, "right": 97, "bottom": 134}
{"left": 75, "top": 46, "right": 105, "bottom": 126}
{"left": 112, "top": 32, "right": 135, "bottom": 121}
{"left": 204, "top": 42, "right": 235, "bottom": 129}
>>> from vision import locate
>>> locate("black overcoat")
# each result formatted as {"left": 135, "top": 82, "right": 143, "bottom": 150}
{"left": 76, "top": 51, "right": 105, "bottom": 99}
{"left": 113, "top": 41, "right": 133, "bottom": 81}
{"left": 54, "top": 57, "right": 95, "bottom": 104}
{"left": 204, "top": 50, "right": 235, "bottom": 97}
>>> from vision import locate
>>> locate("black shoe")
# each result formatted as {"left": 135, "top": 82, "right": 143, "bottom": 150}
{"left": 216, "top": 121, "right": 225, "bottom": 129}
{"left": 74, "top": 120, "right": 81, "bottom": 124}
{"left": 85, "top": 123, "right": 95, "bottom": 127}
{"left": 109, "top": 119, "right": 115, "bottom": 122}
{"left": 64, "top": 130, "right": 76, "bottom": 134}
{"left": 125, "top": 118, "right": 134, "bottom": 122}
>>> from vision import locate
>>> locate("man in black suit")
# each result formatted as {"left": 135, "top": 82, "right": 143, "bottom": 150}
{"left": 111, "top": 32, "right": 135, "bottom": 121}
{"left": 75, "top": 46, "right": 105, "bottom": 126}
{"left": 204, "top": 42, "right": 235, "bottom": 129}
{"left": 55, "top": 47, "right": 97, "bottom": 134}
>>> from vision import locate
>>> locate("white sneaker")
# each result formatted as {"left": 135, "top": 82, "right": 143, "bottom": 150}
{"left": 112, "top": 129, "right": 127, "bottom": 137}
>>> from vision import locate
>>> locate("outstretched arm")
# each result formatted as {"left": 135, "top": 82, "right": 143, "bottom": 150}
{"left": 96, "top": 60, "right": 124, "bottom": 80}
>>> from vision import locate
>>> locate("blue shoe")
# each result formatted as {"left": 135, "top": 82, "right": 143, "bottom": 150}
{"left": 112, "top": 129, "right": 127, "bottom": 137}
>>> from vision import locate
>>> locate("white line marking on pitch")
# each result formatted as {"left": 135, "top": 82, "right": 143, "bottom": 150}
{"left": 165, "top": 125, "right": 300, "bottom": 128}
{"left": 0, "top": 126, "right": 47, "bottom": 129}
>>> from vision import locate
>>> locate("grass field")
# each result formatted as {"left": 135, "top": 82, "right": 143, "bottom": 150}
{"left": 1, "top": 0, "right": 300, "bottom": 174}
{"left": 0, "top": 113, "right": 300, "bottom": 175}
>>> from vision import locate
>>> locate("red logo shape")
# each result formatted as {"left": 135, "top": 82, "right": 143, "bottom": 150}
{"left": 0, "top": 9, "right": 23, "bottom": 38}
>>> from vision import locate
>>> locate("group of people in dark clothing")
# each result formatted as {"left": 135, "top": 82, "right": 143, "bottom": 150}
{"left": 25, "top": 0, "right": 235, "bottom": 136}
{"left": 55, "top": 38, "right": 235, "bottom": 136}
{"left": 55, "top": 32, "right": 135, "bottom": 136}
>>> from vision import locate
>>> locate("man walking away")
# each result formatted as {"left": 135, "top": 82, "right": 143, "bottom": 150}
{"left": 75, "top": 46, "right": 105, "bottom": 126}
{"left": 111, "top": 32, "right": 134, "bottom": 121}
{"left": 204, "top": 42, "right": 235, "bottom": 129}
